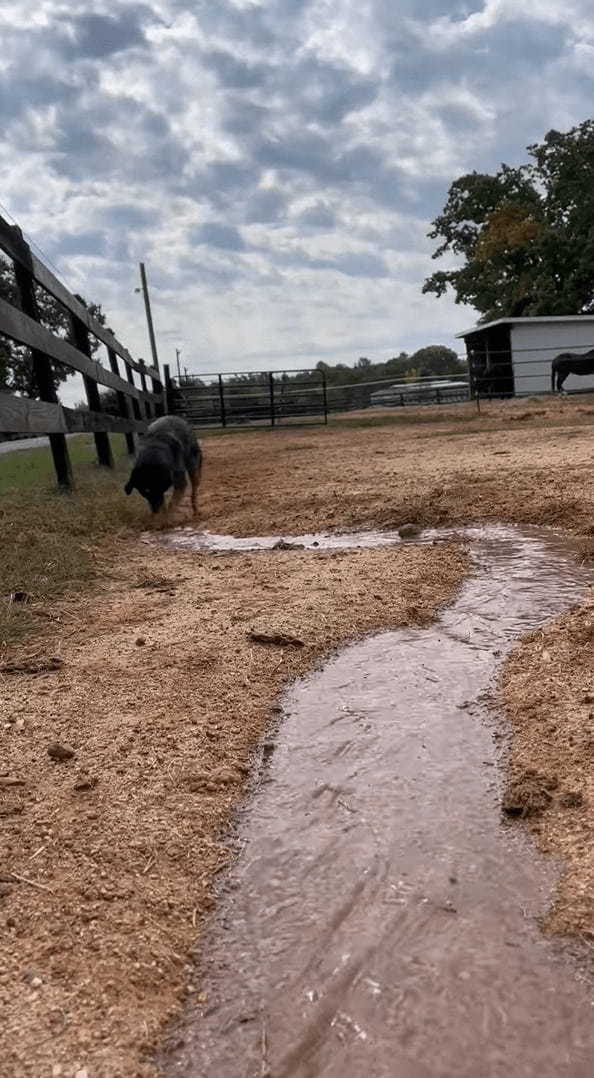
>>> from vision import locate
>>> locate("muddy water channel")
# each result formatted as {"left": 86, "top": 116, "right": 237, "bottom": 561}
{"left": 165, "top": 526, "right": 594, "bottom": 1078}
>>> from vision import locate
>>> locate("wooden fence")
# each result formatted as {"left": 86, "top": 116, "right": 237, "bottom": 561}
{"left": 0, "top": 214, "right": 164, "bottom": 487}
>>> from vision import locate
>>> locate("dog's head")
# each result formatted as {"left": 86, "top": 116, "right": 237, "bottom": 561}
{"left": 125, "top": 452, "right": 172, "bottom": 513}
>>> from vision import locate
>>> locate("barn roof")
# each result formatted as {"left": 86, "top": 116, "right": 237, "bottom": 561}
{"left": 456, "top": 314, "right": 594, "bottom": 339}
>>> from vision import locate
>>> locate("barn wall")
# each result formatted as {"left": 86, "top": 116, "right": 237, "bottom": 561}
{"left": 511, "top": 321, "right": 594, "bottom": 395}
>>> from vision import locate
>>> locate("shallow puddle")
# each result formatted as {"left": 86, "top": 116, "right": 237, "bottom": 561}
{"left": 143, "top": 524, "right": 413, "bottom": 553}
{"left": 164, "top": 526, "right": 594, "bottom": 1078}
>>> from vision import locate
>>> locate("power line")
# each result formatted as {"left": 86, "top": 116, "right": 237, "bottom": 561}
{"left": 0, "top": 198, "right": 77, "bottom": 294}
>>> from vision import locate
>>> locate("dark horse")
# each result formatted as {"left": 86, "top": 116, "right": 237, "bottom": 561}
{"left": 551, "top": 348, "right": 594, "bottom": 392}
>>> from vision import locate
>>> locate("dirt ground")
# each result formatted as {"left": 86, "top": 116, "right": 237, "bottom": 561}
{"left": 3, "top": 396, "right": 594, "bottom": 1076}
{"left": 500, "top": 603, "right": 594, "bottom": 941}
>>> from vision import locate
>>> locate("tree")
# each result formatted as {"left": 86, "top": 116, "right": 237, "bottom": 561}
{"left": 0, "top": 256, "right": 107, "bottom": 398}
{"left": 410, "top": 345, "right": 466, "bottom": 379}
{"left": 423, "top": 120, "right": 594, "bottom": 320}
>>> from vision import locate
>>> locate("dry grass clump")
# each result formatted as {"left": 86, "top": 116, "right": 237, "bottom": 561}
{"left": 0, "top": 435, "right": 146, "bottom": 645}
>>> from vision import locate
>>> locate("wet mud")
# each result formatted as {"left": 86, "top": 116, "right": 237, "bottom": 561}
{"left": 164, "top": 526, "right": 594, "bottom": 1078}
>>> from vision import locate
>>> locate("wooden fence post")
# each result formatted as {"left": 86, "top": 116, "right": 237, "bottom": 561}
{"left": 138, "top": 359, "right": 153, "bottom": 421}
{"left": 163, "top": 364, "right": 173, "bottom": 414}
{"left": 152, "top": 375, "right": 164, "bottom": 417}
{"left": 11, "top": 232, "right": 73, "bottom": 488}
{"left": 69, "top": 315, "right": 113, "bottom": 468}
{"left": 125, "top": 363, "right": 143, "bottom": 426}
{"left": 108, "top": 347, "right": 135, "bottom": 455}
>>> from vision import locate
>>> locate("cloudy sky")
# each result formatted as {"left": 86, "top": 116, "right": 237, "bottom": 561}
{"left": 2, "top": 0, "right": 594, "bottom": 402}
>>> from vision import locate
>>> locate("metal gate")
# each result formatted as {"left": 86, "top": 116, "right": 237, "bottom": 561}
{"left": 163, "top": 367, "right": 328, "bottom": 428}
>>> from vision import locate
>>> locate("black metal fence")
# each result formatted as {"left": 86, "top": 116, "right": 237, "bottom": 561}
{"left": 164, "top": 368, "right": 477, "bottom": 428}
{"left": 164, "top": 367, "right": 328, "bottom": 428}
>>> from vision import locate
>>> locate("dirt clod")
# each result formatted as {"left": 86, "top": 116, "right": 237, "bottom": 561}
{"left": 73, "top": 775, "right": 98, "bottom": 792}
{"left": 559, "top": 791, "right": 584, "bottom": 809}
{"left": 502, "top": 774, "right": 554, "bottom": 818}
{"left": 248, "top": 630, "right": 305, "bottom": 647}
{"left": 0, "top": 656, "right": 63, "bottom": 675}
{"left": 47, "top": 743, "right": 75, "bottom": 762}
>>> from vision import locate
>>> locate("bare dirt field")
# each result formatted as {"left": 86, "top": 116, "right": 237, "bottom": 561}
{"left": 2, "top": 396, "right": 594, "bottom": 1076}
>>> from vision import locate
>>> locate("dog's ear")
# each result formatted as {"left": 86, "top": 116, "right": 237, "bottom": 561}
{"left": 124, "top": 477, "right": 135, "bottom": 496}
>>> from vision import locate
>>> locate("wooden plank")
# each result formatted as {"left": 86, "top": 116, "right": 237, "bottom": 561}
{"left": 0, "top": 392, "right": 147, "bottom": 435}
{"left": 0, "top": 216, "right": 160, "bottom": 381}
{"left": 0, "top": 394, "right": 66, "bottom": 433}
{"left": 0, "top": 295, "right": 148, "bottom": 399}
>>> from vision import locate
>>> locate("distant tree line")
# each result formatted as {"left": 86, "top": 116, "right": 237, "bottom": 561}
{"left": 315, "top": 345, "right": 466, "bottom": 386}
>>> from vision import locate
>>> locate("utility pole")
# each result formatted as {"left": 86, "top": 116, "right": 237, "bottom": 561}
{"left": 176, "top": 348, "right": 182, "bottom": 380}
{"left": 138, "top": 262, "right": 160, "bottom": 375}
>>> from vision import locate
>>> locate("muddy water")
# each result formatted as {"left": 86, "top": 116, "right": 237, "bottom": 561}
{"left": 165, "top": 526, "right": 594, "bottom": 1078}
{"left": 143, "top": 525, "right": 413, "bottom": 553}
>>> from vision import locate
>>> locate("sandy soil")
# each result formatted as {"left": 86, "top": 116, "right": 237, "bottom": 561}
{"left": 0, "top": 536, "right": 466, "bottom": 1076}
{"left": 3, "top": 395, "right": 594, "bottom": 1075}
{"left": 500, "top": 603, "right": 594, "bottom": 942}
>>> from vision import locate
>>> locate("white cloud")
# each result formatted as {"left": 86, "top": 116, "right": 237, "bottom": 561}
{"left": 0, "top": 0, "right": 593, "bottom": 406}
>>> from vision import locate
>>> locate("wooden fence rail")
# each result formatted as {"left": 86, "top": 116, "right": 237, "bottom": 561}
{"left": 0, "top": 214, "right": 164, "bottom": 487}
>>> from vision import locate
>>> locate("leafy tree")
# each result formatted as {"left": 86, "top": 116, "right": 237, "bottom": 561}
{"left": 0, "top": 256, "right": 107, "bottom": 398}
{"left": 410, "top": 345, "right": 465, "bottom": 379}
{"left": 423, "top": 119, "right": 594, "bottom": 320}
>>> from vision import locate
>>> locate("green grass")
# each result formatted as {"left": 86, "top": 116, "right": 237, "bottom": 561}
{"left": 0, "top": 435, "right": 146, "bottom": 647}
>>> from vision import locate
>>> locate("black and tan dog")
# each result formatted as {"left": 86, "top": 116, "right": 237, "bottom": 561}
{"left": 124, "top": 415, "right": 202, "bottom": 523}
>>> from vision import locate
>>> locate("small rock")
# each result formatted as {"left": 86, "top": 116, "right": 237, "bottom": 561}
{"left": 75, "top": 1070, "right": 89, "bottom": 1078}
{"left": 73, "top": 776, "right": 98, "bottom": 792}
{"left": 23, "top": 968, "right": 42, "bottom": 984}
{"left": 47, "top": 742, "right": 75, "bottom": 762}
{"left": 135, "top": 637, "right": 146, "bottom": 647}
{"left": 272, "top": 539, "right": 304, "bottom": 551}
{"left": 559, "top": 791, "right": 583, "bottom": 809}
{"left": 398, "top": 523, "right": 422, "bottom": 539}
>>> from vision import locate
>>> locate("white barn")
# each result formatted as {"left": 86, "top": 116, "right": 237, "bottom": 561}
{"left": 457, "top": 315, "right": 594, "bottom": 397}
